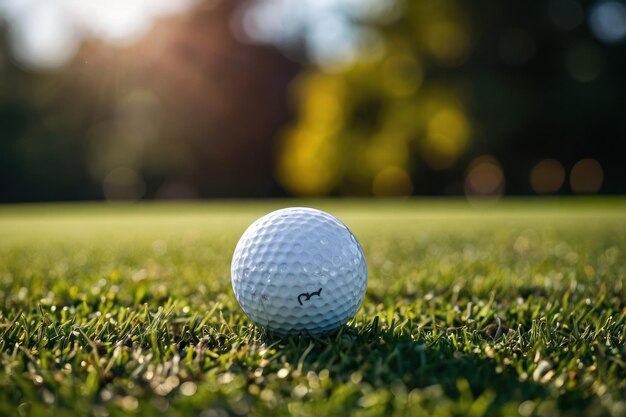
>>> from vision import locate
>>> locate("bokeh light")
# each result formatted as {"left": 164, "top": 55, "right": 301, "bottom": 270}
{"left": 234, "top": 0, "right": 396, "bottom": 71}
{"left": 382, "top": 55, "right": 423, "bottom": 97}
{"left": 0, "top": 0, "right": 198, "bottom": 69}
{"left": 565, "top": 41, "right": 604, "bottom": 82}
{"left": 5, "top": 2, "right": 78, "bottom": 69}
{"left": 409, "top": 3, "right": 471, "bottom": 68}
{"left": 372, "top": 166, "right": 413, "bottom": 197}
{"left": 421, "top": 107, "right": 471, "bottom": 170}
{"left": 570, "top": 159, "right": 604, "bottom": 193}
{"left": 276, "top": 73, "right": 345, "bottom": 196}
{"left": 364, "top": 134, "right": 410, "bottom": 176}
{"left": 420, "top": 19, "right": 470, "bottom": 67}
{"left": 276, "top": 129, "right": 338, "bottom": 196}
{"left": 530, "top": 159, "right": 566, "bottom": 194}
{"left": 296, "top": 74, "right": 346, "bottom": 134}
{"left": 307, "top": 15, "right": 360, "bottom": 72}
{"left": 589, "top": 1, "right": 626, "bottom": 44}
{"left": 464, "top": 156, "right": 505, "bottom": 202}
{"left": 1, "top": 0, "right": 624, "bottom": 201}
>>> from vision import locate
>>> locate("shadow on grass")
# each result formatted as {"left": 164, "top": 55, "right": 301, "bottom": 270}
{"left": 227, "top": 318, "right": 552, "bottom": 414}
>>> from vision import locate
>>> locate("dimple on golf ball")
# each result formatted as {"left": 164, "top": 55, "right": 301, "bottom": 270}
{"left": 231, "top": 207, "right": 368, "bottom": 336}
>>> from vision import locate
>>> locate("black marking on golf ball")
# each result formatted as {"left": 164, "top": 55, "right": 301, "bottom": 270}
{"left": 297, "top": 288, "right": 323, "bottom": 306}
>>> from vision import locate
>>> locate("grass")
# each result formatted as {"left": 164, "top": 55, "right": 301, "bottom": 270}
{"left": 0, "top": 198, "right": 625, "bottom": 417}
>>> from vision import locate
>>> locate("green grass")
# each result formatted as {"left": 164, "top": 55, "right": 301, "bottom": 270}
{"left": 1, "top": 199, "right": 625, "bottom": 417}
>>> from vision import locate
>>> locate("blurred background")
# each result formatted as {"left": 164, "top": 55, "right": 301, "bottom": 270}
{"left": 1, "top": 0, "right": 625, "bottom": 202}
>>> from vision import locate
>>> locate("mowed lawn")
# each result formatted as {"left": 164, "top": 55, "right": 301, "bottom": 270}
{"left": 0, "top": 199, "right": 625, "bottom": 417}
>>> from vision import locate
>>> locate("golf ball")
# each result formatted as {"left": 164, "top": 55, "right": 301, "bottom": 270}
{"left": 231, "top": 207, "right": 367, "bottom": 336}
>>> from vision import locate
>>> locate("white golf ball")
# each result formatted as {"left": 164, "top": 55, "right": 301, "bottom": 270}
{"left": 231, "top": 207, "right": 368, "bottom": 336}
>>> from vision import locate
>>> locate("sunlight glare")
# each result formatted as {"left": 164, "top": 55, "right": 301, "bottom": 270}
{"left": 0, "top": 0, "right": 198, "bottom": 69}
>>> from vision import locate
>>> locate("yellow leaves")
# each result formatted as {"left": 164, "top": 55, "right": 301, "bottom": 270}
{"left": 275, "top": 72, "right": 347, "bottom": 196}
{"left": 276, "top": 27, "right": 474, "bottom": 196}
{"left": 412, "top": 1, "right": 471, "bottom": 67}
{"left": 423, "top": 21, "right": 471, "bottom": 66}
{"left": 421, "top": 106, "right": 471, "bottom": 170}
{"left": 276, "top": 129, "right": 338, "bottom": 196}
{"left": 364, "top": 133, "right": 410, "bottom": 174}
{"left": 382, "top": 55, "right": 423, "bottom": 97}
{"left": 372, "top": 166, "right": 413, "bottom": 197}
{"left": 292, "top": 72, "right": 346, "bottom": 136}
{"left": 427, "top": 108, "right": 471, "bottom": 152}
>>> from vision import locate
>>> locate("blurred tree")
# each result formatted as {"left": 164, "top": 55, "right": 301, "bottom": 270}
{"left": 0, "top": 24, "right": 97, "bottom": 202}
{"left": 1, "top": 0, "right": 625, "bottom": 201}
{"left": 273, "top": 0, "right": 626, "bottom": 196}
{"left": 1, "top": 0, "right": 299, "bottom": 202}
